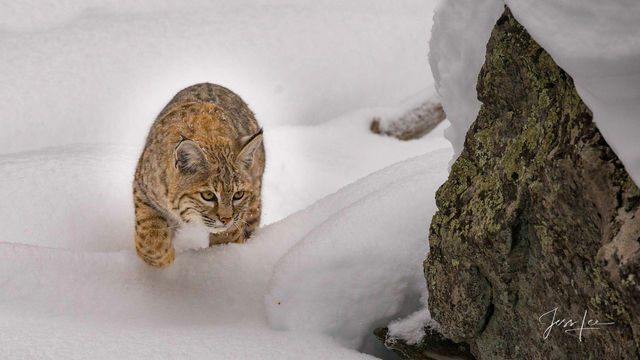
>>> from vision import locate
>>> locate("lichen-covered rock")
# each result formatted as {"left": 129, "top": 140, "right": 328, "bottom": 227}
{"left": 424, "top": 7, "right": 640, "bottom": 359}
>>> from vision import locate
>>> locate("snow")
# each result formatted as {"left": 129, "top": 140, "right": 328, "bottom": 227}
{"left": 261, "top": 90, "right": 450, "bottom": 224}
{"left": 431, "top": 0, "right": 640, "bottom": 184}
{"left": 6, "top": 0, "right": 634, "bottom": 357}
{"left": 0, "top": 243, "right": 377, "bottom": 360}
{"left": 387, "top": 302, "right": 436, "bottom": 345}
{"left": 266, "top": 150, "right": 450, "bottom": 350}
{"left": 428, "top": 0, "right": 505, "bottom": 164}
{"left": 0, "top": 0, "right": 436, "bottom": 154}
{"left": 0, "top": 141, "right": 451, "bottom": 359}
{"left": 1, "top": 1, "right": 452, "bottom": 356}
{"left": 0, "top": 117, "right": 450, "bottom": 253}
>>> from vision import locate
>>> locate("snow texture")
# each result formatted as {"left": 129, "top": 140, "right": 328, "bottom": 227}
{"left": 0, "top": 143, "right": 451, "bottom": 359}
{"left": 387, "top": 307, "right": 435, "bottom": 345}
{"left": 266, "top": 150, "right": 450, "bottom": 350}
{"left": 431, "top": 0, "right": 640, "bottom": 184}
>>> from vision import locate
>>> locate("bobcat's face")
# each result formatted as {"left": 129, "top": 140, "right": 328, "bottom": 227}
{"left": 170, "top": 131, "right": 262, "bottom": 233}
{"left": 178, "top": 170, "right": 253, "bottom": 233}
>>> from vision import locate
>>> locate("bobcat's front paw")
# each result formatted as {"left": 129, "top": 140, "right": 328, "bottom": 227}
{"left": 136, "top": 243, "right": 175, "bottom": 268}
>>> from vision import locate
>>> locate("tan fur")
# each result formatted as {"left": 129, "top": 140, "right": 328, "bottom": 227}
{"left": 133, "top": 83, "right": 265, "bottom": 267}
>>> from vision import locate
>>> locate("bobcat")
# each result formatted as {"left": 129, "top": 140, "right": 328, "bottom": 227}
{"left": 133, "top": 83, "right": 265, "bottom": 268}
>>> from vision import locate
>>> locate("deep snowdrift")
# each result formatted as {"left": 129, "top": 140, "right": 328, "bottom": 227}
{"left": 0, "top": 144, "right": 451, "bottom": 358}
{"left": 266, "top": 150, "right": 449, "bottom": 350}
{"left": 0, "top": 1, "right": 453, "bottom": 357}
{"left": 431, "top": 0, "right": 640, "bottom": 184}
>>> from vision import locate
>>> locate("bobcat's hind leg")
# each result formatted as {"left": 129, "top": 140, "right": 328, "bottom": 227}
{"left": 134, "top": 195, "right": 175, "bottom": 268}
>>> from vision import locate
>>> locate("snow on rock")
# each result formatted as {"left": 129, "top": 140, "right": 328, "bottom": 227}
{"left": 266, "top": 149, "right": 451, "bottom": 350}
{"left": 505, "top": 0, "right": 640, "bottom": 185}
{"left": 387, "top": 308, "right": 433, "bottom": 345}
{"left": 431, "top": 0, "right": 640, "bottom": 184}
{"left": 370, "top": 89, "right": 446, "bottom": 141}
{"left": 384, "top": 290, "right": 440, "bottom": 345}
{"left": 428, "top": 0, "right": 504, "bottom": 164}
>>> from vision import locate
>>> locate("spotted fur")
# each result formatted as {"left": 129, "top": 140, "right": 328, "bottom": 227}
{"left": 133, "top": 83, "right": 265, "bottom": 267}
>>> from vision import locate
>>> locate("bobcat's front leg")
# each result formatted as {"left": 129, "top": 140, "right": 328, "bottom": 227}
{"left": 134, "top": 196, "right": 175, "bottom": 268}
{"left": 243, "top": 196, "right": 261, "bottom": 239}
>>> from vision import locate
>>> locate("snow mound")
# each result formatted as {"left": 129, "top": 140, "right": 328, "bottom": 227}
{"left": 0, "top": 102, "right": 451, "bottom": 358}
{"left": 0, "top": 242, "right": 375, "bottom": 360}
{"left": 431, "top": 0, "right": 640, "bottom": 184}
{"left": 0, "top": 146, "right": 451, "bottom": 359}
{"left": 266, "top": 149, "right": 450, "bottom": 350}
{"left": 262, "top": 106, "right": 451, "bottom": 224}
{"left": 0, "top": 144, "right": 137, "bottom": 251}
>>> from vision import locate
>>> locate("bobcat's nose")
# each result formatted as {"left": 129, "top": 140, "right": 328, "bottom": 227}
{"left": 219, "top": 216, "right": 232, "bottom": 225}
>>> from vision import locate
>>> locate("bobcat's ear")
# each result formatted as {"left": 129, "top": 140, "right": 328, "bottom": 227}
{"left": 236, "top": 129, "right": 263, "bottom": 169}
{"left": 175, "top": 139, "right": 205, "bottom": 174}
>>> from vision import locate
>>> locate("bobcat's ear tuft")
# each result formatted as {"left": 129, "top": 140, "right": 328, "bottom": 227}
{"left": 236, "top": 129, "right": 263, "bottom": 169}
{"left": 175, "top": 139, "right": 205, "bottom": 174}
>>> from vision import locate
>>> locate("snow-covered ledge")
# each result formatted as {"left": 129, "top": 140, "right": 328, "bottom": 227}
{"left": 431, "top": 0, "right": 640, "bottom": 185}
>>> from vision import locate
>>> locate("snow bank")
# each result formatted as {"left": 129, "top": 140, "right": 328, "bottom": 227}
{"left": 431, "top": 0, "right": 640, "bottom": 184}
{"left": 0, "top": 238, "right": 374, "bottom": 360}
{"left": 0, "top": 146, "right": 451, "bottom": 359}
{"left": 0, "top": 96, "right": 451, "bottom": 358}
{"left": 262, "top": 103, "right": 450, "bottom": 223}
{"left": 266, "top": 149, "right": 450, "bottom": 350}
{"left": 0, "top": 145, "right": 138, "bottom": 251}
{"left": 0, "top": 0, "right": 437, "bottom": 154}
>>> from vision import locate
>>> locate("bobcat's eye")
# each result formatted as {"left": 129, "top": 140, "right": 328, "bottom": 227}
{"left": 233, "top": 191, "right": 245, "bottom": 200}
{"left": 201, "top": 191, "right": 216, "bottom": 201}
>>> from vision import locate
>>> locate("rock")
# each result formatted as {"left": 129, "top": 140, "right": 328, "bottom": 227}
{"left": 370, "top": 99, "right": 446, "bottom": 140}
{"left": 374, "top": 327, "right": 475, "bottom": 360}
{"left": 424, "top": 7, "right": 640, "bottom": 359}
